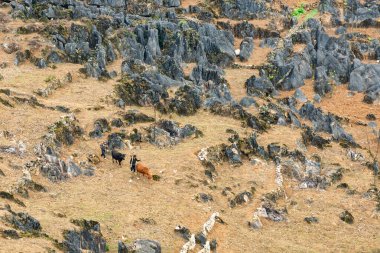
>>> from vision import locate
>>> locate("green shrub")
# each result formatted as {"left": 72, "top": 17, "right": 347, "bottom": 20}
{"left": 292, "top": 4, "right": 306, "bottom": 18}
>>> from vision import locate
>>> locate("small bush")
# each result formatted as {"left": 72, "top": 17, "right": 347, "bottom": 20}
{"left": 292, "top": 4, "right": 306, "bottom": 18}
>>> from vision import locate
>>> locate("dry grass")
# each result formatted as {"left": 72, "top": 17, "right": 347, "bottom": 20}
{"left": 1, "top": 4, "right": 380, "bottom": 253}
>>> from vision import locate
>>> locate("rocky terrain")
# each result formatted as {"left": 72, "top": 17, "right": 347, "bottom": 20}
{"left": 0, "top": 0, "right": 379, "bottom": 252}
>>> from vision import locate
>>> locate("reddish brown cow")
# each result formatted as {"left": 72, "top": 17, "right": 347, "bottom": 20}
{"left": 136, "top": 163, "right": 152, "bottom": 180}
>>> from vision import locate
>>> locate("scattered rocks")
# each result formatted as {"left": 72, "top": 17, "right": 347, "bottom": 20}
{"left": 1, "top": 43, "right": 20, "bottom": 54}
{"left": 229, "top": 191, "right": 253, "bottom": 208}
{"left": 339, "top": 210, "right": 354, "bottom": 224}
{"left": 299, "top": 103, "right": 356, "bottom": 147}
{"left": 111, "top": 118, "right": 124, "bottom": 128}
{"left": 302, "top": 126, "right": 330, "bottom": 149}
{"left": 175, "top": 225, "right": 191, "bottom": 241}
{"left": 304, "top": 216, "right": 319, "bottom": 224}
{"left": 248, "top": 214, "right": 263, "bottom": 229}
{"left": 254, "top": 201, "right": 287, "bottom": 222}
{"left": 34, "top": 76, "right": 70, "bottom": 97}
{"left": 196, "top": 193, "right": 214, "bottom": 203}
{"left": 10, "top": 170, "right": 47, "bottom": 198}
{"left": 44, "top": 115, "right": 84, "bottom": 149}
{"left": 366, "top": 114, "right": 376, "bottom": 121}
{"left": 1, "top": 229, "right": 20, "bottom": 239}
{"left": 4, "top": 209, "right": 41, "bottom": 233}
{"left": 347, "top": 149, "right": 364, "bottom": 161}
{"left": 148, "top": 120, "right": 202, "bottom": 148}
{"left": 0, "top": 191, "right": 25, "bottom": 207}
{"left": 123, "top": 110, "right": 155, "bottom": 125}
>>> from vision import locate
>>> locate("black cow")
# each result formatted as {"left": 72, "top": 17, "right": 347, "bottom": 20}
{"left": 111, "top": 149, "right": 126, "bottom": 166}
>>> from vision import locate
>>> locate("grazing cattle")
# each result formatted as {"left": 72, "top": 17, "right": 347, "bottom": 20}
{"left": 111, "top": 150, "right": 126, "bottom": 166}
{"left": 136, "top": 163, "right": 152, "bottom": 180}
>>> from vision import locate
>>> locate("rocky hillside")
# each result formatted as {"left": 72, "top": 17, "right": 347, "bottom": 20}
{"left": 0, "top": 0, "right": 379, "bottom": 252}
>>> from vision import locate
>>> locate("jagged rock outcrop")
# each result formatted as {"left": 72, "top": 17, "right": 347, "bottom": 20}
{"left": 349, "top": 62, "right": 380, "bottom": 103}
{"left": 239, "top": 37, "right": 254, "bottom": 62}
{"left": 148, "top": 120, "right": 202, "bottom": 148}
{"left": 62, "top": 219, "right": 107, "bottom": 253}
{"left": 3, "top": 206, "right": 41, "bottom": 233}
{"left": 89, "top": 118, "right": 111, "bottom": 138}
{"left": 299, "top": 103, "right": 356, "bottom": 146}
{"left": 118, "top": 239, "right": 161, "bottom": 253}
{"left": 215, "top": 0, "right": 269, "bottom": 19}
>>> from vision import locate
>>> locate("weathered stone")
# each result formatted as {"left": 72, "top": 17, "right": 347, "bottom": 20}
{"left": 4, "top": 211, "right": 41, "bottom": 233}
{"left": 239, "top": 37, "right": 254, "bottom": 62}
{"left": 195, "top": 193, "right": 214, "bottom": 203}
{"left": 229, "top": 191, "right": 253, "bottom": 207}
{"left": 1, "top": 229, "right": 19, "bottom": 239}
{"left": 89, "top": 118, "right": 111, "bottom": 138}
{"left": 339, "top": 210, "right": 354, "bottom": 224}
{"left": 62, "top": 219, "right": 107, "bottom": 253}
{"left": 304, "top": 216, "right": 319, "bottom": 224}
{"left": 0, "top": 191, "right": 25, "bottom": 207}
{"left": 107, "top": 133, "right": 126, "bottom": 150}
{"left": 123, "top": 110, "right": 155, "bottom": 125}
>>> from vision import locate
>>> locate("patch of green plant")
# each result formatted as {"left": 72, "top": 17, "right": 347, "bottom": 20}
{"left": 292, "top": 4, "right": 306, "bottom": 18}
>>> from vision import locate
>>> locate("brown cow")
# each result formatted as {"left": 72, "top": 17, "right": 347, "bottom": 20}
{"left": 136, "top": 163, "right": 152, "bottom": 180}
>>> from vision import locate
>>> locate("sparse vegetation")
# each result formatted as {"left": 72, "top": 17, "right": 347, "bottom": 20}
{"left": 0, "top": 0, "right": 379, "bottom": 252}
{"left": 292, "top": 4, "right": 306, "bottom": 18}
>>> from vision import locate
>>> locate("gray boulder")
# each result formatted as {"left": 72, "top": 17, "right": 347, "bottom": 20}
{"left": 225, "top": 143, "right": 242, "bottom": 165}
{"left": 239, "top": 97, "right": 256, "bottom": 108}
{"left": 293, "top": 88, "right": 307, "bottom": 103}
{"left": 314, "top": 66, "right": 332, "bottom": 97}
{"left": 239, "top": 37, "right": 253, "bottom": 62}
{"left": 349, "top": 63, "right": 380, "bottom": 103}
{"left": 229, "top": 191, "right": 253, "bottom": 207}
{"left": 63, "top": 219, "right": 107, "bottom": 253}
{"left": 118, "top": 239, "right": 161, "bottom": 253}
{"left": 233, "top": 21, "right": 255, "bottom": 38}
{"left": 245, "top": 70, "right": 275, "bottom": 96}
{"left": 217, "top": 0, "right": 268, "bottom": 19}
{"left": 199, "top": 24, "right": 235, "bottom": 67}
{"left": 4, "top": 211, "right": 41, "bottom": 233}
{"left": 89, "top": 118, "right": 111, "bottom": 138}
{"left": 159, "top": 56, "right": 184, "bottom": 81}
{"left": 164, "top": 0, "right": 181, "bottom": 7}
{"left": 107, "top": 133, "right": 126, "bottom": 150}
